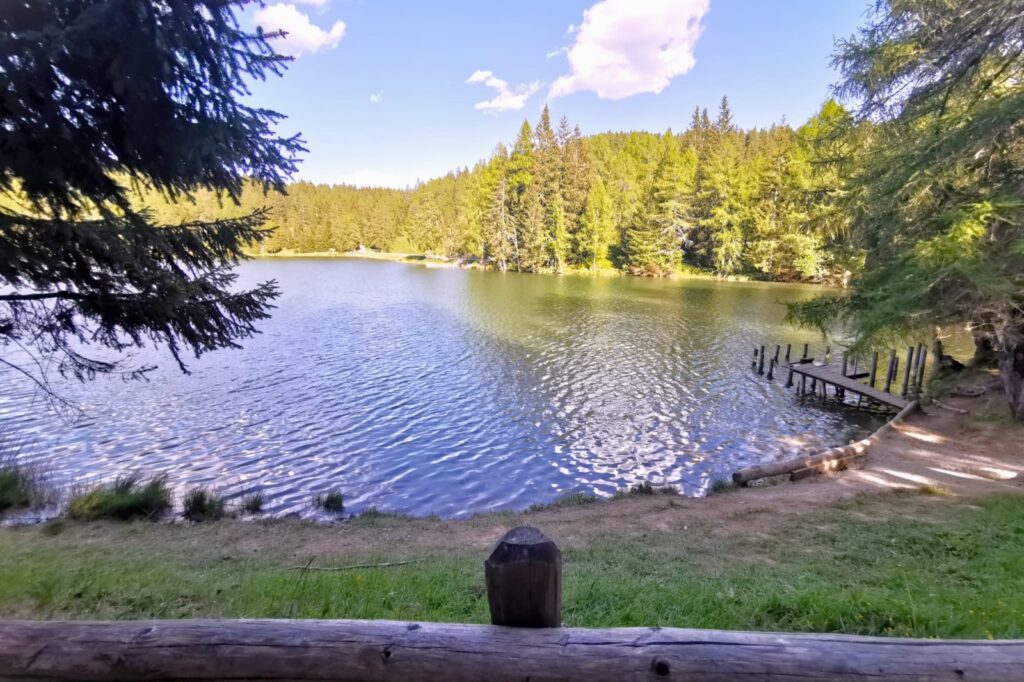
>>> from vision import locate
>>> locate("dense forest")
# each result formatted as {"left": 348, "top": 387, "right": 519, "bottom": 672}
{"left": 135, "top": 97, "right": 859, "bottom": 283}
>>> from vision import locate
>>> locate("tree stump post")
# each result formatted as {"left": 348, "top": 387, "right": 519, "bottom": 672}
{"left": 485, "top": 527, "right": 561, "bottom": 628}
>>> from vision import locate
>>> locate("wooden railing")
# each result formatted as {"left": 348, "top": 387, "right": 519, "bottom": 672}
{"left": 2, "top": 527, "right": 1021, "bottom": 681}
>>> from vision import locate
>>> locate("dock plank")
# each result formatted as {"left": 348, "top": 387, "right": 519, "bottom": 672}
{"left": 787, "top": 362, "right": 908, "bottom": 409}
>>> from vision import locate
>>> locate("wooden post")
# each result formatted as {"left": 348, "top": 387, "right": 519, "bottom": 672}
{"left": 767, "top": 358, "right": 776, "bottom": 381}
{"left": 758, "top": 345, "right": 765, "bottom": 375}
{"left": 841, "top": 353, "right": 849, "bottom": 377}
{"left": 751, "top": 347, "right": 758, "bottom": 369}
{"left": 916, "top": 348, "right": 929, "bottom": 395}
{"left": 802, "top": 343, "right": 809, "bottom": 360}
{"left": 785, "top": 366, "right": 794, "bottom": 388}
{"left": 910, "top": 344, "right": 924, "bottom": 394}
{"left": 784, "top": 344, "right": 791, "bottom": 362}
{"left": 902, "top": 346, "right": 914, "bottom": 397}
{"left": 868, "top": 352, "right": 879, "bottom": 388}
{"left": 773, "top": 344, "right": 781, "bottom": 364}
{"left": 485, "top": 527, "right": 561, "bottom": 628}
{"left": 884, "top": 350, "right": 897, "bottom": 393}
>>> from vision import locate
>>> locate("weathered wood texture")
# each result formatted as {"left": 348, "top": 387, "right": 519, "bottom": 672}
{"left": 0, "top": 619, "right": 1021, "bottom": 681}
{"left": 733, "top": 401, "right": 920, "bottom": 485}
{"left": 788, "top": 362, "right": 909, "bottom": 409}
{"left": 485, "top": 526, "right": 561, "bottom": 628}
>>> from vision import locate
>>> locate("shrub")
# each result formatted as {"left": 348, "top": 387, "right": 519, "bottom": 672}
{"left": 240, "top": 491, "right": 264, "bottom": 514}
{"left": 313, "top": 491, "right": 345, "bottom": 514}
{"left": 66, "top": 474, "right": 171, "bottom": 521}
{"left": 182, "top": 487, "right": 226, "bottom": 522}
{"left": 0, "top": 465, "right": 33, "bottom": 512}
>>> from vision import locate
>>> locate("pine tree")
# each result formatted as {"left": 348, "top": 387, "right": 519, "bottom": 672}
{"left": 576, "top": 177, "right": 615, "bottom": 270}
{"left": 533, "top": 106, "right": 563, "bottom": 269}
{"left": 786, "top": 0, "right": 1024, "bottom": 416}
{"left": 0, "top": 0, "right": 301, "bottom": 397}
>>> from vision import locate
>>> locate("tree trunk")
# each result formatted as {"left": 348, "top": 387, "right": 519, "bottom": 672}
{"left": 1000, "top": 343, "right": 1024, "bottom": 419}
{"left": 972, "top": 331, "right": 998, "bottom": 367}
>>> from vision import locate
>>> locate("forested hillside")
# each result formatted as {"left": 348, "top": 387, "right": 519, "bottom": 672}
{"left": 137, "top": 97, "right": 860, "bottom": 282}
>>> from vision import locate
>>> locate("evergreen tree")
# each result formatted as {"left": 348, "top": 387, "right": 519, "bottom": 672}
{"left": 576, "top": 177, "right": 615, "bottom": 270}
{"left": 787, "top": 0, "right": 1024, "bottom": 417}
{"left": 0, "top": 0, "right": 302, "bottom": 398}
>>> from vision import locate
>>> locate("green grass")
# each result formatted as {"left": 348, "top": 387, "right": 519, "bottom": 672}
{"left": 182, "top": 487, "right": 226, "bottom": 522}
{"left": 1, "top": 493, "right": 1022, "bottom": 637}
{"left": 527, "top": 491, "right": 598, "bottom": 512}
{"left": 312, "top": 491, "right": 344, "bottom": 514}
{"left": 65, "top": 474, "right": 171, "bottom": 521}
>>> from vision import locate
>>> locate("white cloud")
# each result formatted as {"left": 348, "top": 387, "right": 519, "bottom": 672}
{"left": 293, "top": 0, "right": 329, "bottom": 4}
{"left": 466, "top": 70, "right": 541, "bottom": 112}
{"left": 254, "top": 3, "right": 345, "bottom": 57}
{"left": 369, "top": 91, "right": 384, "bottom": 104}
{"left": 549, "top": 0, "right": 709, "bottom": 100}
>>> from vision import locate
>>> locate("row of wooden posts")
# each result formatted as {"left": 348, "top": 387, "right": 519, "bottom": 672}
{"left": 752, "top": 342, "right": 930, "bottom": 400}
{"left": 2, "top": 525, "right": 1022, "bottom": 680}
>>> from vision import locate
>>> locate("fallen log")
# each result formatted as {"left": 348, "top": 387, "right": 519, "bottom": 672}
{"left": 0, "top": 618, "right": 1022, "bottom": 682}
{"left": 733, "top": 401, "right": 920, "bottom": 485}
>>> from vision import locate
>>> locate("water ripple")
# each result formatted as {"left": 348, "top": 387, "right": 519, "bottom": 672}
{"left": 0, "top": 260, "right": 883, "bottom": 518}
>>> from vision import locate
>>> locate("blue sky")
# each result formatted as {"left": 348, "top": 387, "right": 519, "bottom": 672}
{"left": 244, "top": 1, "right": 871, "bottom": 188}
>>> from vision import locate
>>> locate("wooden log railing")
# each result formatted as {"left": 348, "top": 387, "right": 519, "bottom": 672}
{"left": 2, "top": 525, "right": 1022, "bottom": 681}
{"left": 1, "top": 618, "right": 1023, "bottom": 681}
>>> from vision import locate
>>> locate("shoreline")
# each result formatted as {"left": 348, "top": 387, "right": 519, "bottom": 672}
{"left": 251, "top": 249, "right": 840, "bottom": 288}
{"left": 1, "top": 375, "right": 1021, "bottom": 633}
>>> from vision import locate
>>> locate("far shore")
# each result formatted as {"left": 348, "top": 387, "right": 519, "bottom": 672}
{"left": 252, "top": 249, "right": 839, "bottom": 287}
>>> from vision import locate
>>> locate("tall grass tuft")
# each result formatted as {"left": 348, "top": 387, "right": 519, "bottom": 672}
{"left": 66, "top": 473, "right": 171, "bottom": 521}
{"left": 182, "top": 487, "right": 226, "bottom": 522}
{"left": 313, "top": 490, "right": 345, "bottom": 514}
{"left": 240, "top": 491, "right": 264, "bottom": 515}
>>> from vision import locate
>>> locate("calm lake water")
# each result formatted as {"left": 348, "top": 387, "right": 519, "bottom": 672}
{"left": 1, "top": 259, "right": 883, "bottom": 518}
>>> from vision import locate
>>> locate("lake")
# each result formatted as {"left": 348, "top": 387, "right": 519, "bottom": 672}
{"left": 0, "top": 259, "right": 883, "bottom": 518}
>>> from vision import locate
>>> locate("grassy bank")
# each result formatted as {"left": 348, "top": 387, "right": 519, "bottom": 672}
{"left": 1, "top": 490, "right": 1021, "bottom": 638}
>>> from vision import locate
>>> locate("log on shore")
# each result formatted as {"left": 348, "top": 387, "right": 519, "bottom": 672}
{"left": 733, "top": 401, "right": 920, "bottom": 485}
{"left": 1, "top": 618, "right": 1022, "bottom": 682}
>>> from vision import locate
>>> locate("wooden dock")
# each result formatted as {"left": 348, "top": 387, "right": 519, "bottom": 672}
{"left": 751, "top": 342, "right": 930, "bottom": 411}
{"left": 787, "top": 361, "right": 909, "bottom": 409}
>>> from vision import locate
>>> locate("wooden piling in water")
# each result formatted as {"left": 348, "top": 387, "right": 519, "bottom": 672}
{"left": 884, "top": 350, "right": 896, "bottom": 393}
{"left": 784, "top": 343, "right": 791, "bottom": 362}
{"left": 802, "top": 343, "right": 809, "bottom": 360}
{"left": 758, "top": 345, "right": 765, "bottom": 375}
{"left": 751, "top": 347, "right": 758, "bottom": 369}
{"left": 915, "top": 348, "right": 929, "bottom": 395}
{"left": 773, "top": 344, "right": 780, "bottom": 364}
{"left": 767, "top": 357, "right": 776, "bottom": 380}
{"left": 902, "top": 346, "right": 914, "bottom": 397}
{"left": 868, "top": 352, "right": 879, "bottom": 388}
